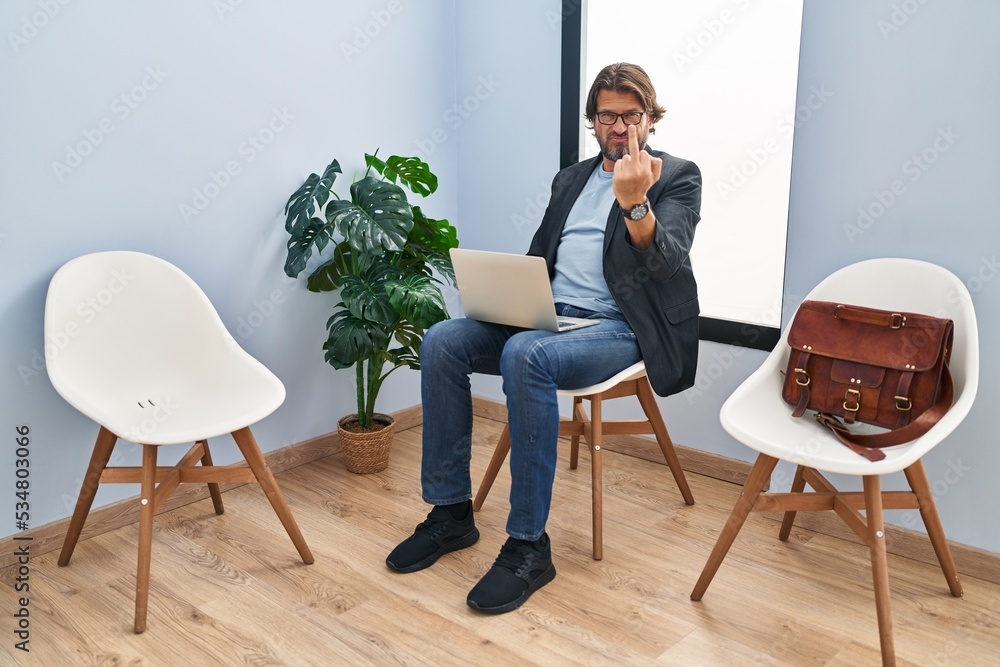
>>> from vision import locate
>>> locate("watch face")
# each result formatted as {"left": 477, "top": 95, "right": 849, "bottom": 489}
{"left": 628, "top": 203, "right": 648, "bottom": 220}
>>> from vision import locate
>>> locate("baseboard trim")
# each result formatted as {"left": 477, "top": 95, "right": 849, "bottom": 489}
{"left": 5, "top": 400, "right": 997, "bottom": 587}
{"left": 758, "top": 510, "right": 1000, "bottom": 587}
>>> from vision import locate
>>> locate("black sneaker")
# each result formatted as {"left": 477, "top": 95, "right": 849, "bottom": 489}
{"left": 466, "top": 533, "right": 556, "bottom": 614}
{"left": 386, "top": 502, "right": 479, "bottom": 573}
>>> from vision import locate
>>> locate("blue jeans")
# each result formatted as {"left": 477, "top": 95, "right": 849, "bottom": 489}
{"left": 420, "top": 305, "right": 641, "bottom": 540}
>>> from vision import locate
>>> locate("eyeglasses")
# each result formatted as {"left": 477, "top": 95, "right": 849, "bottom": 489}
{"left": 596, "top": 111, "right": 645, "bottom": 126}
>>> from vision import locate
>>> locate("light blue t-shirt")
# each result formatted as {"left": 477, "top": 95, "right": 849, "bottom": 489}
{"left": 550, "top": 165, "right": 621, "bottom": 315}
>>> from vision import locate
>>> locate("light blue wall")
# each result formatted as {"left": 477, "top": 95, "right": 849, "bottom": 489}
{"left": 3, "top": 0, "right": 997, "bottom": 554}
{"left": 0, "top": 0, "right": 458, "bottom": 536}
{"left": 452, "top": 0, "right": 566, "bottom": 399}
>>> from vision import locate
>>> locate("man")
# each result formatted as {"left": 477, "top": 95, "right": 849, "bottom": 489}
{"left": 386, "top": 63, "right": 702, "bottom": 614}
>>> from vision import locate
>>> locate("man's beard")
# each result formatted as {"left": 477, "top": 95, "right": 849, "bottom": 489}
{"left": 597, "top": 131, "right": 644, "bottom": 163}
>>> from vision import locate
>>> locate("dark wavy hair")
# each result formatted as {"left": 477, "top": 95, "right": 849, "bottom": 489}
{"left": 584, "top": 62, "right": 666, "bottom": 134}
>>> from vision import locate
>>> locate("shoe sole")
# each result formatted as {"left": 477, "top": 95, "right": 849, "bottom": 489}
{"left": 386, "top": 528, "right": 480, "bottom": 574}
{"left": 466, "top": 562, "right": 557, "bottom": 614}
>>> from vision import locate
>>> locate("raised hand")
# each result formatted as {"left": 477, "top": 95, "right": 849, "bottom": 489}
{"left": 612, "top": 124, "right": 662, "bottom": 209}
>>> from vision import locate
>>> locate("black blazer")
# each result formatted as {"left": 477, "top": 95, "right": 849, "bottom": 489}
{"left": 527, "top": 149, "right": 702, "bottom": 396}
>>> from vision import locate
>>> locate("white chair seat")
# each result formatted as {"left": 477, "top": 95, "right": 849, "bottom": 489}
{"left": 75, "top": 372, "right": 283, "bottom": 446}
{"left": 557, "top": 360, "right": 648, "bottom": 397}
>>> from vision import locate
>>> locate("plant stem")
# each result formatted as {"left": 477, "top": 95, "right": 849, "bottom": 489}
{"left": 355, "top": 362, "right": 368, "bottom": 429}
{"left": 365, "top": 356, "right": 382, "bottom": 425}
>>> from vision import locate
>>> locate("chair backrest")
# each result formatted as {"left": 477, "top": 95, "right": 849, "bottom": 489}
{"left": 769, "top": 258, "right": 979, "bottom": 437}
{"left": 44, "top": 251, "right": 283, "bottom": 435}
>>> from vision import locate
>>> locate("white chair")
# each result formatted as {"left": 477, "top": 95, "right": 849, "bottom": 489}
{"left": 45, "top": 251, "right": 313, "bottom": 633}
{"left": 474, "top": 361, "right": 695, "bottom": 560}
{"left": 691, "top": 258, "right": 979, "bottom": 666}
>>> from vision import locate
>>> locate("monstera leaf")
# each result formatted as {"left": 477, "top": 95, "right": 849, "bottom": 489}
{"left": 386, "top": 273, "right": 448, "bottom": 330}
{"left": 323, "top": 310, "right": 390, "bottom": 370}
{"left": 339, "top": 268, "right": 399, "bottom": 326}
{"left": 387, "top": 320, "right": 424, "bottom": 370}
{"left": 365, "top": 154, "right": 437, "bottom": 197}
{"left": 410, "top": 206, "right": 457, "bottom": 255}
{"left": 284, "top": 218, "right": 336, "bottom": 278}
{"left": 306, "top": 242, "right": 354, "bottom": 292}
{"left": 326, "top": 177, "right": 413, "bottom": 254}
{"left": 407, "top": 205, "right": 459, "bottom": 283}
{"left": 284, "top": 160, "right": 341, "bottom": 234}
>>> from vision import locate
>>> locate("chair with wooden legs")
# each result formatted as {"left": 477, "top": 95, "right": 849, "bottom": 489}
{"left": 691, "top": 259, "right": 979, "bottom": 666}
{"left": 45, "top": 251, "right": 313, "bottom": 633}
{"left": 474, "top": 361, "right": 695, "bottom": 560}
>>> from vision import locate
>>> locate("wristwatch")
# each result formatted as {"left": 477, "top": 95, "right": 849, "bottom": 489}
{"left": 625, "top": 199, "right": 650, "bottom": 221}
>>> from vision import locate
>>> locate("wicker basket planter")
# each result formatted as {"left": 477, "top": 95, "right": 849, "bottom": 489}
{"left": 338, "top": 413, "right": 395, "bottom": 474}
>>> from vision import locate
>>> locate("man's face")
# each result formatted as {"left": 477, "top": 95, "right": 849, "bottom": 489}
{"left": 593, "top": 89, "right": 651, "bottom": 171}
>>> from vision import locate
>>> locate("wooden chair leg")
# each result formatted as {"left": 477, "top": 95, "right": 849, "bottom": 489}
{"left": 691, "top": 453, "right": 778, "bottom": 600}
{"left": 863, "top": 475, "right": 895, "bottom": 666}
{"left": 473, "top": 426, "right": 512, "bottom": 511}
{"left": 903, "top": 461, "right": 963, "bottom": 597}
{"left": 569, "top": 397, "right": 584, "bottom": 470}
{"left": 134, "top": 444, "right": 157, "bottom": 634}
{"left": 636, "top": 379, "right": 694, "bottom": 505}
{"left": 778, "top": 464, "right": 808, "bottom": 541}
{"left": 590, "top": 396, "right": 603, "bottom": 560}
{"left": 231, "top": 427, "right": 313, "bottom": 564}
{"left": 199, "top": 440, "right": 225, "bottom": 516}
{"left": 59, "top": 426, "right": 118, "bottom": 567}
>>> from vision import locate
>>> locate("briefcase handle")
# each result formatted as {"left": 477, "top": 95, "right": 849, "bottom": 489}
{"left": 834, "top": 304, "right": 906, "bottom": 329}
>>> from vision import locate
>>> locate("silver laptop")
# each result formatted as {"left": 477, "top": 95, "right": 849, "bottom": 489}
{"left": 449, "top": 248, "right": 600, "bottom": 332}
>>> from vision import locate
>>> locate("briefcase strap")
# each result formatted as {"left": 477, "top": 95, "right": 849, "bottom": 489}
{"left": 813, "top": 366, "right": 954, "bottom": 462}
{"left": 790, "top": 351, "right": 812, "bottom": 418}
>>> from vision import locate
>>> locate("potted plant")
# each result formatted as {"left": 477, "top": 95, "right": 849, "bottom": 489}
{"left": 282, "top": 151, "right": 458, "bottom": 473}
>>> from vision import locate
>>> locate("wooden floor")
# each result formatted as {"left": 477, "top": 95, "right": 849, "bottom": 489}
{"left": 3, "top": 416, "right": 999, "bottom": 666}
